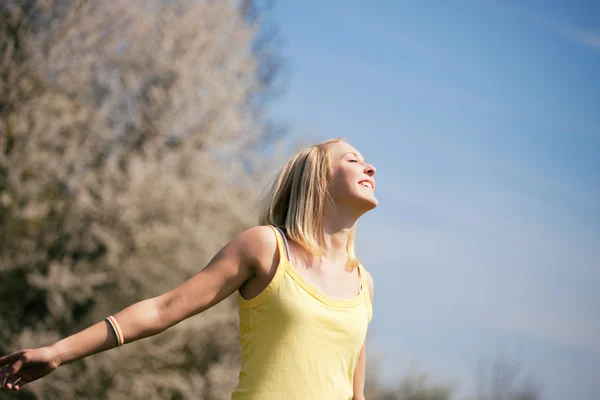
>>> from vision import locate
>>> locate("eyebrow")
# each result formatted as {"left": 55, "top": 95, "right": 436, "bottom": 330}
{"left": 344, "top": 151, "right": 367, "bottom": 163}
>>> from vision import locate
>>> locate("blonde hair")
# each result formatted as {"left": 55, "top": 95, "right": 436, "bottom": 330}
{"left": 259, "top": 138, "right": 360, "bottom": 269}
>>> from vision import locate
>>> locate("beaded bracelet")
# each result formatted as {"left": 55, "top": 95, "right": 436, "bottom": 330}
{"left": 105, "top": 316, "right": 124, "bottom": 347}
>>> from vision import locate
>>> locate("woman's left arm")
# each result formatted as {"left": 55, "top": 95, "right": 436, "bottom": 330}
{"left": 353, "top": 269, "right": 375, "bottom": 400}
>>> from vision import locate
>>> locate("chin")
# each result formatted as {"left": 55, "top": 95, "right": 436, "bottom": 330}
{"left": 339, "top": 191, "right": 378, "bottom": 214}
{"left": 366, "top": 199, "right": 378, "bottom": 210}
{"left": 359, "top": 195, "right": 378, "bottom": 212}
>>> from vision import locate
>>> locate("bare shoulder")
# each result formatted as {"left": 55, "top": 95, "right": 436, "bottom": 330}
{"left": 361, "top": 265, "right": 375, "bottom": 302}
{"left": 234, "top": 225, "right": 278, "bottom": 272}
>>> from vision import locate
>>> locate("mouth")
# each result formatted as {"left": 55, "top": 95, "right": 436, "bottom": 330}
{"left": 358, "top": 180, "right": 374, "bottom": 190}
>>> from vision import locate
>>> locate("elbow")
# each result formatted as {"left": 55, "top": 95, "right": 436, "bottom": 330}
{"left": 152, "top": 295, "right": 174, "bottom": 333}
{"left": 153, "top": 291, "right": 191, "bottom": 333}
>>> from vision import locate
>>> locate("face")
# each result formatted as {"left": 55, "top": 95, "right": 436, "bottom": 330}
{"left": 326, "top": 141, "right": 378, "bottom": 213}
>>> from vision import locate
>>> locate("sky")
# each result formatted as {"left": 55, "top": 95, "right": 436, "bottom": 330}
{"left": 267, "top": 1, "right": 599, "bottom": 399}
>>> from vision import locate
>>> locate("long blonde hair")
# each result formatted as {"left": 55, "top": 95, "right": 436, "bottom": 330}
{"left": 259, "top": 138, "right": 360, "bottom": 269}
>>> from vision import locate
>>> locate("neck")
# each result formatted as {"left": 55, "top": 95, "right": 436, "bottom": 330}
{"left": 321, "top": 204, "right": 360, "bottom": 262}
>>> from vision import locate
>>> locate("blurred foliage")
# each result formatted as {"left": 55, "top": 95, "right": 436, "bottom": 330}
{"left": 471, "top": 355, "right": 543, "bottom": 400}
{"left": 365, "top": 356, "right": 542, "bottom": 400}
{"left": 0, "top": 0, "right": 285, "bottom": 398}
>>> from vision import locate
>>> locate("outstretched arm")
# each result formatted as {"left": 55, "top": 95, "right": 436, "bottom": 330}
{"left": 0, "top": 226, "right": 266, "bottom": 392}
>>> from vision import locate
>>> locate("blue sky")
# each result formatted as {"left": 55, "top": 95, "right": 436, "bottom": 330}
{"left": 268, "top": 1, "right": 599, "bottom": 399}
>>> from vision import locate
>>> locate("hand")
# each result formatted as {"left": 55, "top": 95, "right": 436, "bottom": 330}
{"left": 0, "top": 347, "right": 59, "bottom": 392}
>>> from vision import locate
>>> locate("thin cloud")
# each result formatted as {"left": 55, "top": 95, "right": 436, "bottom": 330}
{"left": 559, "top": 26, "right": 600, "bottom": 51}
{"left": 359, "top": 163, "right": 600, "bottom": 357}
{"left": 508, "top": 5, "right": 600, "bottom": 52}
{"left": 492, "top": 305, "right": 600, "bottom": 356}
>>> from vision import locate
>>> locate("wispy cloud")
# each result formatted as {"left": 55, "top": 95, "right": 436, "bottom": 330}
{"left": 558, "top": 26, "right": 600, "bottom": 51}
{"left": 491, "top": 305, "right": 600, "bottom": 356}
{"left": 359, "top": 155, "right": 600, "bottom": 357}
{"left": 505, "top": 5, "right": 600, "bottom": 52}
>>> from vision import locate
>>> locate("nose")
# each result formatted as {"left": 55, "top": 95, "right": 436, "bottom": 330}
{"left": 365, "top": 163, "right": 376, "bottom": 176}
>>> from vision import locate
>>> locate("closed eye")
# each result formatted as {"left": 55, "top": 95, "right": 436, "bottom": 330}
{"left": 349, "top": 159, "right": 358, "bottom": 163}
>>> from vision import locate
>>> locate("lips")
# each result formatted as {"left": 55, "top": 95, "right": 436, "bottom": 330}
{"left": 358, "top": 179, "right": 375, "bottom": 190}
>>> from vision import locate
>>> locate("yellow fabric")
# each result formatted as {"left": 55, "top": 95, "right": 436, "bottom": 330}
{"left": 232, "top": 225, "right": 372, "bottom": 400}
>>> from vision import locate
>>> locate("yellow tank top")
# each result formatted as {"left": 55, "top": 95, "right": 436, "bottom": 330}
{"left": 231, "top": 225, "right": 373, "bottom": 400}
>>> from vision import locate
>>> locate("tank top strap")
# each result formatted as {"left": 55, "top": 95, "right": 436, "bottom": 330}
{"left": 357, "top": 263, "right": 365, "bottom": 294}
{"left": 269, "top": 225, "right": 290, "bottom": 263}
{"left": 358, "top": 270, "right": 363, "bottom": 294}
{"left": 274, "top": 226, "right": 365, "bottom": 303}
{"left": 357, "top": 263, "right": 373, "bottom": 322}
{"left": 272, "top": 226, "right": 291, "bottom": 261}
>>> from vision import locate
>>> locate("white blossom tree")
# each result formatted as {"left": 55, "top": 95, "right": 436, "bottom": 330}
{"left": 0, "top": 1, "right": 285, "bottom": 398}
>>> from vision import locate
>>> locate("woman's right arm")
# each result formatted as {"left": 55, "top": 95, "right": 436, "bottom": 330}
{"left": 0, "top": 225, "right": 271, "bottom": 391}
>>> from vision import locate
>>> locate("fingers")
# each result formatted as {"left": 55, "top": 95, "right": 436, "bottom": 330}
{"left": 11, "top": 376, "right": 24, "bottom": 390}
{"left": 0, "top": 351, "right": 22, "bottom": 371}
{"left": 2, "top": 374, "right": 26, "bottom": 391}
{"left": 0, "top": 353, "right": 24, "bottom": 381}
{"left": 4, "top": 376, "right": 26, "bottom": 391}
{"left": 4, "top": 358, "right": 24, "bottom": 377}
{"left": 0, "top": 353, "right": 25, "bottom": 391}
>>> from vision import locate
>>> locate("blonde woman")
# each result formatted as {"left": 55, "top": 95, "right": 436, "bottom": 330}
{"left": 0, "top": 138, "right": 377, "bottom": 400}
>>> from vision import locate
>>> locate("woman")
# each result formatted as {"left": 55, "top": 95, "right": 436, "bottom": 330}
{"left": 0, "top": 138, "right": 377, "bottom": 399}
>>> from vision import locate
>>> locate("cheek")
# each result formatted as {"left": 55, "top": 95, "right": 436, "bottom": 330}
{"left": 330, "top": 171, "right": 356, "bottom": 197}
